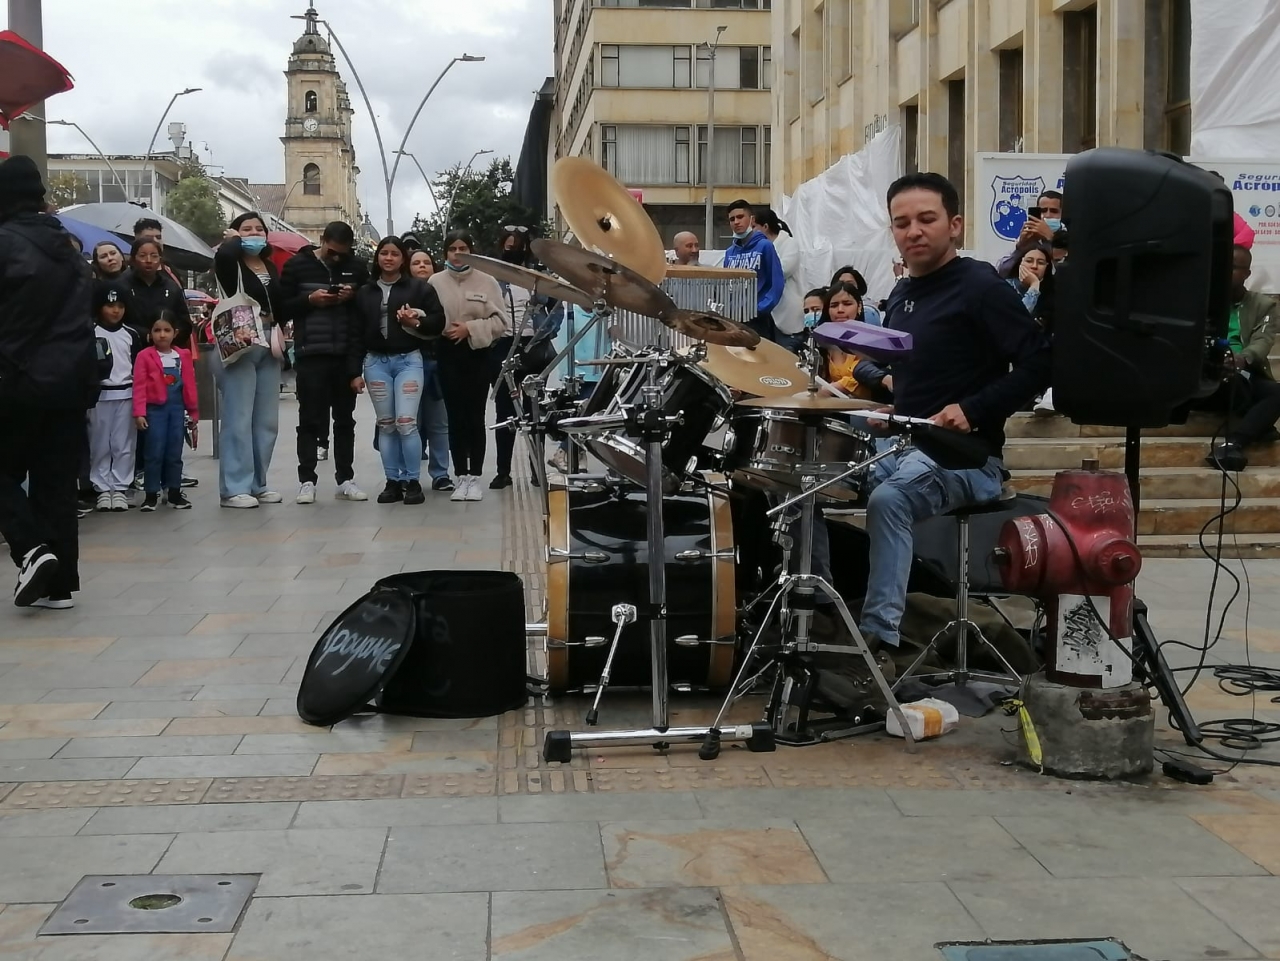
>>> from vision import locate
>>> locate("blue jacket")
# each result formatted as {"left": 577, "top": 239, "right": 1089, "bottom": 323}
{"left": 723, "top": 230, "right": 784, "bottom": 316}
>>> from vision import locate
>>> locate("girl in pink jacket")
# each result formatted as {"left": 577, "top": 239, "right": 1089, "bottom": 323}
{"left": 133, "top": 313, "right": 199, "bottom": 510}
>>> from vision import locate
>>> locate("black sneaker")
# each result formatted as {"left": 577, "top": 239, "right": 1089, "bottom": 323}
{"left": 14, "top": 545, "right": 59, "bottom": 608}
{"left": 180, "top": 475, "right": 198, "bottom": 488}
{"left": 1208, "top": 443, "right": 1248, "bottom": 473}
{"left": 489, "top": 474, "right": 513, "bottom": 490}
{"left": 141, "top": 493, "right": 159, "bottom": 512}
{"left": 431, "top": 476, "right": 455, "bottom": 492}
{"left": 402, "top": 480, "right": 426, "bottom": 505}
{"left": 377, "top": 480, "right": 404, "bottom": 504}
{"left": 168, "top": 489, "right": 193, "bottom": 510}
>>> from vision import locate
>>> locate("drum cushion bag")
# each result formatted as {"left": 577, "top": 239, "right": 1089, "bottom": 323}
{"left": 376, "top": 571, "right": 527, "bottom": 718}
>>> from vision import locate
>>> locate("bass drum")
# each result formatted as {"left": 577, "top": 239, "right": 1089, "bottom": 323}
{"left": 545, "top": 472, "right": 737, "bottom": 694}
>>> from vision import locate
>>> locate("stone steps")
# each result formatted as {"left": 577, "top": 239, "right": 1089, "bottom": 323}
{"left": 1001, "top": 436, "right": 1280, "bottom": 470}
{"left": 1008, "top": 466, "right": 1280, "bottom": 500}
{"left": 1005, "top": 411, "right": 1230, "bottom": 440}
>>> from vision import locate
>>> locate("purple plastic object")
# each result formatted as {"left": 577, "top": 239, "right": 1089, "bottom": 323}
{"left": 813, "top": 321, "right": 912, "bottom": 363}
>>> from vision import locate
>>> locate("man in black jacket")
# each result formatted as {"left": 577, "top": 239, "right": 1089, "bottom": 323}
{"left": 278, "top": 221, "right": 370, "bottom": 504}
{"left": 0, "top": 156, "right": 98, "bottom": 608}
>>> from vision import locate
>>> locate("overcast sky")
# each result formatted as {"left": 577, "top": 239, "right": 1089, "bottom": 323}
{"left": 10, "top": 0, "right": 552, "bottom": 230}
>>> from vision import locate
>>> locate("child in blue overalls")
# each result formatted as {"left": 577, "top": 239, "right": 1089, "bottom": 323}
{"left": 132, "top": 313, "right": 199, "bottom": 510}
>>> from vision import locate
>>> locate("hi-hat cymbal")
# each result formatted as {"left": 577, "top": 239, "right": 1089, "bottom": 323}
{"left": 736, "top": 393, "right": 883, "bottom": 412}
{"left": 552, "top": 157, "right": 667, "bottom": 284}
{"left": 531, "top": 239, "right": 676, "bottom": 318}
{"left": 662, "top": 308, "right": 760, "bottom": 348}
{"left": 457, "top": 254, "right": 595, "bottom": 309}
{"left": 695, "top": 340, "right": 804, "bottom": 397}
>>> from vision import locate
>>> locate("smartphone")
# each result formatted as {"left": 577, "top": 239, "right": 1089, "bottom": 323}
{"left": 328, "top": 284, "right": 342, "bottom": 295}
{"left": 1028, "top": 206, "right": 1043, "bottom": 220}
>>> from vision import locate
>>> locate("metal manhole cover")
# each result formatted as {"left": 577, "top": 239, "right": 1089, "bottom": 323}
{"left": 939, "top": 941, "right": 1136, "bottom": 961}
{"left": 41, "top": 875, "right": 259, "bottom": 935}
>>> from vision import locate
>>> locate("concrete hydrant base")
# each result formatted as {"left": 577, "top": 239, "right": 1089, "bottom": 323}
{"left": 1018, "top": 672, "right": 1154, "bottom": 779}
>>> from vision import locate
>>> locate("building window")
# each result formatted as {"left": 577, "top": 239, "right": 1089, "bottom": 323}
{"left": 601, "top": 124, "right": 693, "bottom": 185}
{"left": 902, "top": 104, "right": 920, "bottom": 175}
{"left": 1063, "top": 6, "right": 1098, "bottom": 152}
{"left": 601, "top": 45, "right": 695, "bottom": 88}
{"left": 947, "top": 79, "right": 966, "bottom": 211}
{"left": 1164, "top": 0, "right": 1191, "bottom": 154}
{"left": 303, "top": 163, "right": 321, "bottom": 196}
{"left": 763, "top": 125, "right": 771, "bottom": 186}
{"left": 829, "top": 0, "right": 852, "bottom": 83}
{"left": 697, "top": 125, "right": 763, "bottom": 185}
{"left": 304, "top": 91, "right": 318, "bottom": 113}
{"left": 762, "top": 45, "right": 772, "bottom": 90}
{"left": 998, "top": 48, "right": 1024, "bottom": 152}
{"left": 739, "top": 46, "right": 759, "bottom": 90}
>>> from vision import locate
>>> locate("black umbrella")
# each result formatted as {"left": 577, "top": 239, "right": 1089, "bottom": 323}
{"left": 59, "top": 202, "right": 215, "bottom": 271}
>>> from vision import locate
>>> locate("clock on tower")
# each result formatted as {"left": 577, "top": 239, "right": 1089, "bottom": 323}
{"left": 279, "top": 5, "right": 361, "bottom": 241}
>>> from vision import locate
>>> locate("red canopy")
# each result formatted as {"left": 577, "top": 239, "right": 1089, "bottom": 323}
{"left": 267, "top": 230, "right": 311, "bottom": 272}
{"left": 0, "top": 31, "right": 74, "bottom": 129}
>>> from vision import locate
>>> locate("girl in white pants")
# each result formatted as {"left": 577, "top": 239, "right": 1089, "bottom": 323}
{"left": 89, "top": 282, "right": 143, "bottom": 512}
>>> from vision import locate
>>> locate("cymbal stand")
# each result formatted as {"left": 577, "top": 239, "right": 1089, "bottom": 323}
{"left": 491, "top": 299, "right": 551, "bottom": 507}
{"left": 701, "top": 427, "right": 918, "bottom": 757}
{"left": 532, "top": 297, "right": 614, "bottom": 476}
{"left": 544, "top": 350, "right": 775, "bottom": 762}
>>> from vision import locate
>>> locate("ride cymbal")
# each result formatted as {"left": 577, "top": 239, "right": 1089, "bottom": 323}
{"left": 695, "top": 340, "right": 803, "bottom": 397}
{"left": 531, "top": 239, "right": 676, "bottom": 318}
{"left": 457, "top": 254, "right": 595, "bottom": 309}
{"left": 661, "top": 309, "right": 760, "bottom": 348}
{"left": 551, "top": 157, "right": 667, "bottom": 284}
{"left": 736, "top": 393, "right": 883, "bottom": 412}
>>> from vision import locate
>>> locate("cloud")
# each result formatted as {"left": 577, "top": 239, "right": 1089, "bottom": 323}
{"left": 20, "top": 0, "right": 552, "bottom": 231}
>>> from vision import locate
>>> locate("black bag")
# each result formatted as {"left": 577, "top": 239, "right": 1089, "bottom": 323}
{"left": 517, "top": 335, "right": 556, "bottom": 378}
{"left": 94, "top": 336, "right": 114, "bottom": 381}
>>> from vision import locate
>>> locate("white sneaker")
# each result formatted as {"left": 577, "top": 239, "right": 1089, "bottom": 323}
{"left": 256, "top": 490, "right": 283, "bottom": 504}
{"left": 30, "top": 595, "right": 74, "bottom": 610}
{"left": 111, "top": 491, "right": 130, "bottom": 512}
{"left": 317, "top": 447, "right": 329, "bottom": 461}
{"left": 464, "top": 475, "right": 483, "bottom": 501}
{"left": 96, "top": 492, "right": 113, "bottom": 512}
{"left": 296, "top": 482, "right": 317, "bottom": 505}
{"left": 220, "top": 494, "right": 260, "bottom": 509}
{"left": 450, "top": 476, "right": 470, "bottom": 502}
{"left": 336, "top": 480, "right": 368, "bottom": 501}
{"left": 1033, "top": 389, "right": 1056, "bottom": 417}
{"left": 547, "top": 449, "right": 569, "bottom": 473}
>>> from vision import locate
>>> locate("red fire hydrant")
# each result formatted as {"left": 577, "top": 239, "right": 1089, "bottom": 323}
{"left": 995, "top": 465, "right": 1142, "bottom": 688}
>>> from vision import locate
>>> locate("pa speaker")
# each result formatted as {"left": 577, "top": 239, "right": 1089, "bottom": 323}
{"left": 1054, "top": 148, "right": 1234, "bottom": 428}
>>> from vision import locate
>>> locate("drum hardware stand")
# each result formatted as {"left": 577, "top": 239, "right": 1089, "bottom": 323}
{"left": 544, "top": 352, "right": 775, "bottom": 763}
{"left": 586, "top": 603, "right": 637, "bottom": 726}
{"left": 702, "top": 426, "right": 918, "bottom": 758}
{"left": 491, "top": 299, "right": 553, "bottom": 506}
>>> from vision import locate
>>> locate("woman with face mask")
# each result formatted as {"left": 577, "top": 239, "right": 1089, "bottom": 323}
{"left": 210, "top": 212, "right": 286, "bottom": 508}
{"left": 428, "top": 230, "right": 510, "bottom": 502}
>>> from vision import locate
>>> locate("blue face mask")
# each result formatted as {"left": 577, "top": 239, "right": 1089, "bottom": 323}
{"left": 446, "top": 261, "right": 470, "bottom": 273}
{"left": 1044, "top": 218, "right": 1063, "bottom": 233}
{"left": 803, "top": 310, "right": 822, "bottom": 329}
{"left": 240, "top": 236, "right": 267, "bottom": 255}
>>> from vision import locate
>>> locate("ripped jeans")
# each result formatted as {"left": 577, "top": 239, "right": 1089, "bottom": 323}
{"left": 363, "top": 351, "right": 424, "bottom": 483}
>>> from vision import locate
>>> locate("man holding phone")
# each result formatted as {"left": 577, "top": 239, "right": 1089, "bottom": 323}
{"left": 996, "top": 189, "right": 1064, "bottom": 274}
{"left": 278, "top": 221, "right": 370, "bottom": 504}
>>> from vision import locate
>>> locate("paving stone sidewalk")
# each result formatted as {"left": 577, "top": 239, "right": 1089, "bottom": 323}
{"left": 0, "top": 400, "right": 1277, "bottom": 959}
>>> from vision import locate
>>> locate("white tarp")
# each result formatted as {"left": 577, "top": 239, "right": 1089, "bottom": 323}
{"left": 974, "top": 152, "right": 1280, "bottom": 292}
{"left": 777, "top": 126, "right": 904, "bottom": 305}
{"left": 1191, "top": 0, "right": 1280, "bottom": 159}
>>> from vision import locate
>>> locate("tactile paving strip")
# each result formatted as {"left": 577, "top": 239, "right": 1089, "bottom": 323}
{"left": 765, "top": 766, "right": 962, "bottom": 789}
{"left": 0, "top": 783, "right": 14, "bottom": 803}
{"left": 590, "top": 766, "right": 771, "bottom": 792}
{"left": 205, "top": 775, "right": 403, "bottom": 803}
{"left": 0, "top": 779, "right": 210, "bottom": 810}
{"left": 402, "top": 773, "right": 498, "bottom": 797}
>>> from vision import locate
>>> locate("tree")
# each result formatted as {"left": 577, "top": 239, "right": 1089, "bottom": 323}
{"left": 166, "top": 157, "right": 227, "bottom": 245}
{"left": 407, "top": 157, "right": 547, "bottom": 256}
{"left": 47, "top": 171, "right": 83, "bottom": 209}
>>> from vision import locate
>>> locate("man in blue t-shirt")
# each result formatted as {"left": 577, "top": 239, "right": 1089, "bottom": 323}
{"left": 857, "top": 172, "right": 1050, "bottom": 655}
{"left": 721, "top": 199, "right": 784, "bottom": 343}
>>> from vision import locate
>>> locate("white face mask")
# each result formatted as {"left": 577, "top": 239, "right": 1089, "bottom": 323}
{"left": 803, "top": 309, "right": 822, "bottom": 329}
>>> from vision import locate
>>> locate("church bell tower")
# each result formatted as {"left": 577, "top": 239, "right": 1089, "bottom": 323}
{"left": 280, "top": 5, "right": 361, "bottom": 240}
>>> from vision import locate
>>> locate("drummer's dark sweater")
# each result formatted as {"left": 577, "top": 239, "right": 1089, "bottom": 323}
{"left": 883, "top": 255, "right": 1050, "bottom": 459}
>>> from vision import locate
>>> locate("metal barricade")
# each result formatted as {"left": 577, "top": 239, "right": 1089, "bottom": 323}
{"left": 610, "top": 265, "right": 757, "bottom": 349}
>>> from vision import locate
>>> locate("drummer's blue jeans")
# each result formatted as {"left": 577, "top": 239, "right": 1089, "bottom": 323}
{"left": 861, "top": 442, "right": 1004, "bottom": 648}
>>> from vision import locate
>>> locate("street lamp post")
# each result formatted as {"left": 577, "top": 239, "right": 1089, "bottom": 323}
{"left": 47, "top": 119, "right": 126, "bottom": 199}
{"left": 393, "top": 149, "right": 440, "bottom": 215}
{"left": 386, "top": 54, "right": 486, "bottom": 235}
{"left": 275, "top": 179, "right": 305, "bottom": 224}
{"left": 141, "top": 87, "right": 201, "bottom": 206}
{"left": 702, "top": 25, "right": 728, "bottom": 249}
{"left": 443, "top": 148, "right": 493, "bottom": 236}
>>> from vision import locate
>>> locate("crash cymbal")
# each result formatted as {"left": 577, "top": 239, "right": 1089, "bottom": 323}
{"left": 736, "top": 393, "right": 884, "bottom": 412}
{"left": 661, "top": 308, "right": 760, "bottom": 348}
{"left": 695, "top": 340, "right": 804, "bottom": 398}
{"left": 457, "top": 254, "right": 596, "bottom": 310}
{"left": 551, "top": 157, "right": 667, "bottom": 284}
{"left": 531, "top": 239, "right": 677, "bottom": 318}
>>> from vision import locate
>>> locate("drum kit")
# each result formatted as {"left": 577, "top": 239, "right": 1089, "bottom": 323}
{"left": 463, "top": 158, "right": 989, "bottom": 761}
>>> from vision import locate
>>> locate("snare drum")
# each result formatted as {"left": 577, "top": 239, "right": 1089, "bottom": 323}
{"left": 724, "top": 409, "right": 875, "bottom": 503}
{"left": 545, "top": 472, "right": 737, "bottom": 693}
{"left": 584, "top": 362, "right": 732, "bottom": 493}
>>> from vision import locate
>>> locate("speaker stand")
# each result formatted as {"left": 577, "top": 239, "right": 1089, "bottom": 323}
{"left": 1124, "top": 426, "right": 1143, "bottom": 516}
